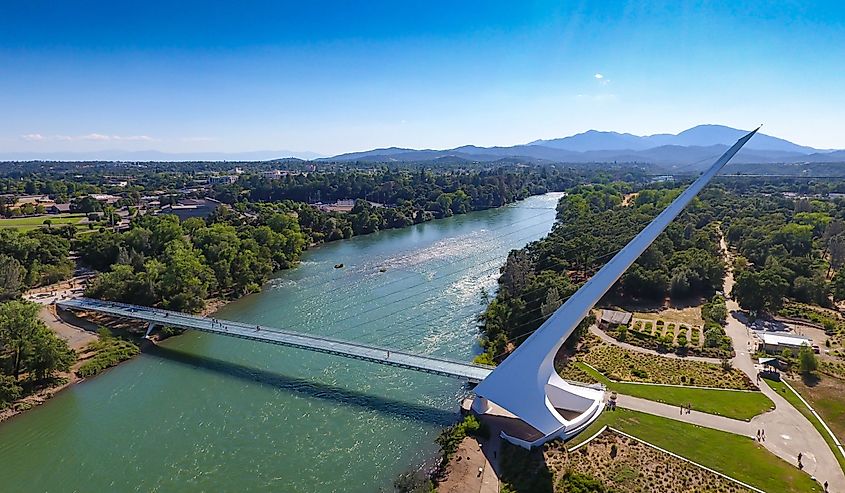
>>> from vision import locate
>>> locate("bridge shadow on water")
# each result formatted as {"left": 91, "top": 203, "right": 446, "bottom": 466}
{"left": 144, "top": 343, "right": 460, "bottom": 427}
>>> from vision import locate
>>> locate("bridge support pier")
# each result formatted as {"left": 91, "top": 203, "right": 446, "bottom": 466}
{"left": 144, "top": 322, "right": 157, "bottom": 339}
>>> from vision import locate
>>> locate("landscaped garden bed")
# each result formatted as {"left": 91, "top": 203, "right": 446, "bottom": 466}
{"left": 604, "top": 320, "right": 732, "bottom": 359}
{"left": 551, "top": 432, "right": 756, "bottom": 493}
{"left": 578, "top": 336, "right": 754, "bottom": 389}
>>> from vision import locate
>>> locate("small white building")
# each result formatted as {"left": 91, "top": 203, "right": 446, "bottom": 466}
{"left": 758, "top": 333, "right": 812, "bottom": 354}
{"left": 89, "top": 193, "right": 121, "bottom": 205}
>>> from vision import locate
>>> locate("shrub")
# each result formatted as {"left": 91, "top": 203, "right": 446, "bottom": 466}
{"left": 0, "top": 375, "right": 23, "bottom": 409}
{"left": 557, "top": 471, "right": 608, "bottom": 493}
{"left": 799, "top": 346, "right": 818, "bottom": 375}
{"left": 617, "top": 326, "right": 628, "bottom": 341}
{"left": 435, "top": 415, "right": 488, "bottom": 460}
{"left": 473, "top": 352, "right": 495, "bottom": 366}
{"left": 77, "top": 330, "right": 140, "bottom": 378}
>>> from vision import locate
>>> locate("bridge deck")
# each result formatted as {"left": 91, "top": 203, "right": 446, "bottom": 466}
{"left": 58, "top": 298, "right": 493, "bottom": 383}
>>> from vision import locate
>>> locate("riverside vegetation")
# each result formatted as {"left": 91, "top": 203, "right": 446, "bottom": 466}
{"left": 0, "top": 300, "right": 75, "bottom": 410}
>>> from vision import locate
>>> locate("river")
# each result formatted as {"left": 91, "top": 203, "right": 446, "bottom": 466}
{"left": 0, "top": 193, "right": 561, "bottom": 493}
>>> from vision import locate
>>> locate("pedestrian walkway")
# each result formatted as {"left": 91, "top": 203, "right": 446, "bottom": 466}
{"left": 616, "top": 394, "right": 751, "bottom": 436}
{"left": 719, "top": 237, "right": 844, "bottom": 491}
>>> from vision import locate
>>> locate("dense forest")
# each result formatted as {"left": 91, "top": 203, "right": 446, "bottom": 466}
{"left": 78, "top": 166, "right": 626, "bottom": 312}
{"left": 0, "top": 228, "right": 74, "bottom": 300}
{"left": 724, "top": 194, "right": 845, "bottom": 313}
{"left": 80, "top": 210, "right": 307, "bottom": 312}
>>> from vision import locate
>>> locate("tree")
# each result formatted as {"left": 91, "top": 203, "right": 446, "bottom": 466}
{"left": 0, "top": 301, "right": 42, "bottom": 379}
{"left": 24, "top": 325, "right": 75, "bottom": 380}
{"left": 159, "top": 241, "right": 216, "bottom": 313}
{"left": 798, "top": 345, "right": 818, "bottom": 375}
{"left": 833, "top": 269, "right": 845, "bottom": 301}
{"left": 540, "top": 287, "right": 562, "bottom": 318}
{"left": 75, "top": 196, "right": 102, "bottom": 213}
{"left": 732, "top": 268, "right": 788, "bottom": 313}
{"left": 0, "top": 255, "right": 24, "bottom": 301}
{"left": 0, "top": 300, "right": 74, "bottom": 380}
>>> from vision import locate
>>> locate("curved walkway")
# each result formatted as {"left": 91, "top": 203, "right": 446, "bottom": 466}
{"left": 616, "top": 394, "right": 751, "bottom": 436}
{"left": 588, "top": 324, "right": 722, "bottom": 364}
{"left": 719, "top": 237, "right": 845, "bottom": 490}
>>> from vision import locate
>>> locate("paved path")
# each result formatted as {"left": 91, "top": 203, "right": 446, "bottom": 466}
{"left": 589, "top": 324, "right": 722, "bottom": 364}
{"left": 616, "top": 394, "right": 752, "bottom": 436}
{"left": 719, "top": 236, "right": 845, "bottom": 491}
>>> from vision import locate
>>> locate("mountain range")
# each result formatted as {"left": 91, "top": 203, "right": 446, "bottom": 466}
{"left": 4, "top": 125, "right": 844, "bottom": 167}
{"left": 324, "top": 125, "right": 845, "bottom": 167}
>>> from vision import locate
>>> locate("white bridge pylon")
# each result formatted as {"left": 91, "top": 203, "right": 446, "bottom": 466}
{"left": 473, "top": 128, "right": 759, "bottom": 447}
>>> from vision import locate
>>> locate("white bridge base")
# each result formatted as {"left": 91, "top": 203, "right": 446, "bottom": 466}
{"left": 471, "top": 377, "right": 606, "bottom": 449}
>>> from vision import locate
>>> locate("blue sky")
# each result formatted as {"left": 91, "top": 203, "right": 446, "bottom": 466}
{"left": 1, "top": 1, "right": 843, "bottom": 157}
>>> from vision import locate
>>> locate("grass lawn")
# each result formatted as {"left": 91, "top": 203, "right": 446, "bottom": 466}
{"left": 578, "top": 362, "right": 773, "bottom": 421}
{"left": 0, "top": 214, "right": 85, "bottom": 231}
{"left": 788, "top": 375, "right": 845, "bottom": 443}
{"left": 765, "top": 378, "right": 845, "bottom": 474}
{"left": 568, "top": 408, "right": 821, "bottom": 493}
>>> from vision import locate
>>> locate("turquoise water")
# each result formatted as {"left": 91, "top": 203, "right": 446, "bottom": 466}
{"left": 0, "top": 193, "right": 560, "bottom": 492}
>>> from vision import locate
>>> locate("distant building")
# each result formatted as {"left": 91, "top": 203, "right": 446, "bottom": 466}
{"left": 48, "top": 203, "right": 72, "bottom": 214}
{"left": 89, "top": 193, "right": 121, "bottom": 205}
{"left": 315, "top": 199, "right": 356, "bottom": 213}
{"left": 758, "top": 333, "right": 812, "bottom": 354}
{"left": 159, "top": 198, "right": 220, "bottom": 220}
{"left": 208, "top": 175, "right": 238, "bottom": 185}
{"left": 13, "top": 195, "right": 54, "bottom": 208}
{"left": 263, "top": 170, "right": 283, "bottom": 180}
{"left": 598, "top": 309, "right": 632, "bottom": 328}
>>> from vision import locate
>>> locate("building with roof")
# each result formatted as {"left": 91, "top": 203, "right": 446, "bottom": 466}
{"left": 757, "top": 332, "right": 812, "bottom": 354}
{"left": 598, "top": 309, "right": 632, "bottom": 329}
{"left": 89, "top": 193, "right": 121, "bottom": 204}
{"left": 208, "top": 175, "right": 238, "bottom": 185}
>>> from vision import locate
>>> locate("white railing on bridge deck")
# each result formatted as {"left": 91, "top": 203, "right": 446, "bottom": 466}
{"left": 58, "top": 297, "right": 494, "bottom": 383}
